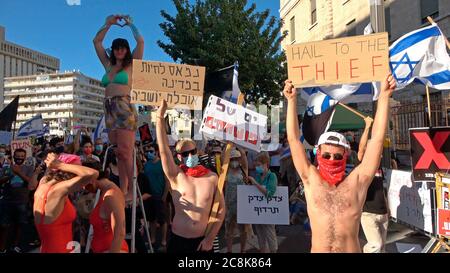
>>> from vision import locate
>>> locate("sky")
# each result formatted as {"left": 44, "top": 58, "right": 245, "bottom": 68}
{"left": 0, "top": 0, "right": 280, "bottom": 80}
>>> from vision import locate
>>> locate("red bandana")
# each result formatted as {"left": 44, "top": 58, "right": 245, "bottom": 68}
{"left": 180, "top": 164, "right": 210, "bottom": 177}
{"left": 317, "top": 154, "right": 347, "bottom": 186}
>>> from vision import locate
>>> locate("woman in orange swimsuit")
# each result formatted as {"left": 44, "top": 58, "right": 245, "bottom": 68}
{"left": 83, "top": 161, "right": 128, "bottom": 253}
{"left": 33, "top": 153, "right": 98, "bottom": 253}
{"left": 93, "top": 14, "right": 144, "bottom": 201}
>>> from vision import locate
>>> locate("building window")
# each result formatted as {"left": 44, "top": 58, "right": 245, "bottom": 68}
{"left": 290, "top": 16, "right": 296, "bottom": 43}
{"left": 346, "top": 19, "right": 356, "bottom": 37}
{"left": 421, "top": 0, "right": 439, "bottom": 24}
{"left": 311, "top": 0, "right": 317, "bottom": 25}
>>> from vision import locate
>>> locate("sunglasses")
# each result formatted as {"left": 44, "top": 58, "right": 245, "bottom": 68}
{"left": 179, "top": 148, "right": 197, "bottom": 158}
{"left": 321, "top": 152, "right": 344, "bottom": 160}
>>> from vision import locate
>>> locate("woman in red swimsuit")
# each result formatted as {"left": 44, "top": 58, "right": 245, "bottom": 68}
{"left": 33, "top": 153, "right": 98, "bottom": 253}
{"left": 83, "top": 161, "right": 128, "bottom": 253}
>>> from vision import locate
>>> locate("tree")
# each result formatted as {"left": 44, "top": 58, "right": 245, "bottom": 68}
{"left": 158, "top": 0, "right": 287, "bottom": 105}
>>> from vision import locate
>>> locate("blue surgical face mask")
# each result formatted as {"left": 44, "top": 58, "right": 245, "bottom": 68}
{"left": 313, "top": 148, "right": 317, "bottom": 156}
{"left": 0, "top": 152, "right": 5, "bottom": 158}
{"left": 230, "top": 161, "right": 240, "bottom": 169}
{"left": 184, "top": 154, "right": 199, "bottom": 168}
{"left": 256, "top": 166, "right": 264, "bottom": 175}
{"left": 147, "top": 151, "right": 155, "bottom": 161}
{"left": 95, "top": 145, "right": 103, "bottom": 152}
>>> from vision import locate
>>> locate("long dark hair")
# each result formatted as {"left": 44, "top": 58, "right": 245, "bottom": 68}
{"left": 110, "top": 38, "right": 132, "bottom": 69}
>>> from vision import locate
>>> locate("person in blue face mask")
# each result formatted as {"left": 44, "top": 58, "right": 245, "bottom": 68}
{"left": 142, "top": 144, "right": 169, "bottom": 251}
{"left": 247, "top": 152, "right": 278, "bottom": 253}
{"left": 93, "top": 138, "right": 105, "bottom": 163}
{"left": 156, "top": 100, "right": 224, "bottom": 253}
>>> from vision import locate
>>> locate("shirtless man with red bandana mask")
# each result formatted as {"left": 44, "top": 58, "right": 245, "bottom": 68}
{"left": 156, "top": 100, "right": 225, "bottom": 253}
{"left": 284, "top": 74, "right": 396, "bottom": 252}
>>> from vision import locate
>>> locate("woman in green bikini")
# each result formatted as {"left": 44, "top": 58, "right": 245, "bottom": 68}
{"left": 93, "top": 14, "right": 144, "bottom": 200}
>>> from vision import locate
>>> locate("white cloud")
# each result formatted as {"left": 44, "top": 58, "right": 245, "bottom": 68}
{"left": 66, "top": 0, "right": 81, "bottom": 6}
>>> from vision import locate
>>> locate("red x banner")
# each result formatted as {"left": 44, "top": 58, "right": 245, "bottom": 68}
{"left": 410, "top": 127, "right": 450, "bottom": 182}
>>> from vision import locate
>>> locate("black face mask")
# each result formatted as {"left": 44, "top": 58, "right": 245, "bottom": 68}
{"left": 111, "top": 157, "right": 117, "bottom": 166}
{"left": 14, "top": 158, "right": 24, "bottom": 165}
{"left": 54, "top": 146, "right": 65, "bottom": 154}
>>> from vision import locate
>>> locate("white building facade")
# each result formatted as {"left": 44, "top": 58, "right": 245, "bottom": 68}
{"left": 0, "top": 25, "right": 60, "bottom": 109}
{"left": 3, "top": 72, "right": 104, "bottom": 136}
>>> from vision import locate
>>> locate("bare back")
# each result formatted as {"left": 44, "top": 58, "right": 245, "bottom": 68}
{"left": 304, "top": 169, "right": 369, "bottom": 253}
{"left": 169, "top": 171, "right": 217, "bottom": 238}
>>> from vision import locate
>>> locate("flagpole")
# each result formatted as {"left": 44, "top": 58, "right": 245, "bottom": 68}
{"left": 337, "top": 102, "right": 373, "bottom": 122}
{"left": 205, "top": 92, "right": 245, "bottom": 236}
{"left": 427, "top": 16, "right": 450, "bottom": 50}
{"left": 426, "top": 85, "right": 433, "bottom": 126}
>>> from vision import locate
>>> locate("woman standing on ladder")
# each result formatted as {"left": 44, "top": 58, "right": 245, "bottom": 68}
{"left": 93, "top": 14, "right": 144, "bottom": 201}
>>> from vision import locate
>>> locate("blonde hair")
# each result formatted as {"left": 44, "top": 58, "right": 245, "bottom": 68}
{"left": 175, "top": 138, "right": 197, "bottom": 153}
{"left": 256, "top": 152, "right": 270, "bottom": 165}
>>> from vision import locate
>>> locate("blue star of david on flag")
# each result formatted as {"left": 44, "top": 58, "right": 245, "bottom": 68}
{"left": 390, "top": 53, "right": 420, "bottom": 84}
{"left": 306, "top": 106, "right": 315, "bottom": 116}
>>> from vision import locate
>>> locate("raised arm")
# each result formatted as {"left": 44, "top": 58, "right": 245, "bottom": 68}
{"left": 357, "top": 117, "right": 373, "bottom": 162}
{"left": 356, "top": 74, "right": 396, "bottom": 184}
{"left": 93, "top": 15, "right": 118, "bottom": 68}
{"left": 123, "top": 15, "right": 144, "bottom": 60}
{"left": 156, "top": 100, "right": 182, "bottom": 181}
{"left": 236, "top": 146, "right": 248, "bottom": 175}
{"left": 46, "top": 153, "right": 98, "bottom": 195}
{"left": 284, "top": 80, "right": 313, "bottom": 183}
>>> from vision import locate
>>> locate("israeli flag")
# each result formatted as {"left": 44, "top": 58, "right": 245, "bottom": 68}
{"left": 389, "top": 24, "right": 450, "bottom": 90}
{"left": 36, "top": 123, "right": 50, "bottom": 137}
{"left": 92, "top": 115, "right": 109, "bottom": 144}
{"left": 17, "top": 114, "right": 44, "bottom": 138}
{"left": 301, "top": 82, "right": 379, "bottom": 104}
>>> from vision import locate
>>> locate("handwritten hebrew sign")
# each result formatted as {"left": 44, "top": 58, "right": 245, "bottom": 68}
{"left": 11, "top": 138, "right": 32, "bottom": 158}
{"left": 131, "top": 60, "right": 205, "bottom": 110}
{"left": 237, "top": 185, "right": 289, "bottom": 225}
{"left": 286, "top": 32, "right": 389, "bottom": 87}
{"left": 200, "top": 95, "right": 268, "bottom": 152}
{"left": 386, "top": 169, "right": 434, "bottom": 234}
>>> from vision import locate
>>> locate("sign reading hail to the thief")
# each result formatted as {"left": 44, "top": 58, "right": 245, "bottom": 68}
{"left": 286, "top": 32, "right": 390, "bottom": 87}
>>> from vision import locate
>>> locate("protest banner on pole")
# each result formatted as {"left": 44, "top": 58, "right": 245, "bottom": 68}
{"left": 286, "top": 32, "right": 389, "bottom": 87}
{"left": 237, "top": 185, "right": 289, "bottom": 225}
{"left": 11, "top": 138, "right": 32, "bottom": 158}
{"left": 131, "top": 60, "right": 205, "bottom": 110}
{"left": 199, "top": 95, "right": 268, "bottom": 152}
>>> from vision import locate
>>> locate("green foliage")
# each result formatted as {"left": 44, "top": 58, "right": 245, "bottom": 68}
{"left": 158, "top": 0, "right": 287, "bottom": 105}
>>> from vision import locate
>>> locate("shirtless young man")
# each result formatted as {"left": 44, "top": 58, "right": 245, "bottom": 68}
{"left": 284, "top": 75, "right": 396, "bottom": 253}
{"left": 156, "top": 100, "right": 225, "bottom": 253}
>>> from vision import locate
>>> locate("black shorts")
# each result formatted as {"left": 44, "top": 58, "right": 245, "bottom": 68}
{"left": 144, "top": 198, "right": 168, "bottom": 225}
{"left": 167, "top": 232, "right": 213, "bottom": 253}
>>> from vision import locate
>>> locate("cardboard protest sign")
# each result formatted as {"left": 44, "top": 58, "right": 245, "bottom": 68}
{"left": 410, "top": 127, "right": 450, "bottom": 182}
{"left": 199, "top": 95, "right": 267, "bottom": 152}
{"left": 386, "top": 169, "right": 434, "bottom": 234}
{"left": 237, "top": 185, "right": 289, "bottom": 225}
{"left": 286, "top": 32, "right": 389, "bottom": 87}
{"left": 11, "top": 139, "right": 32, "bottom": 158}
{"left": 131, "top": 60, "right": 205, "bottom": 110}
